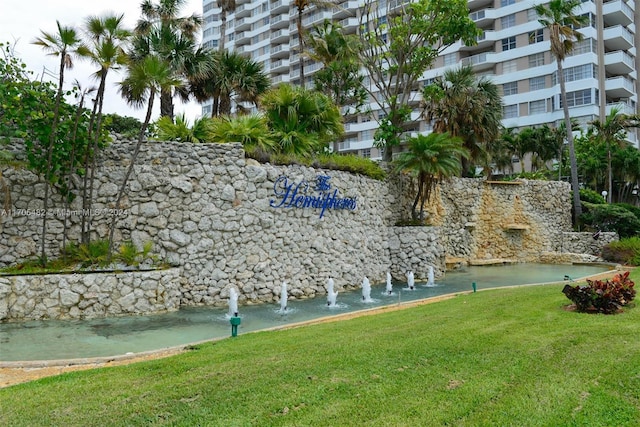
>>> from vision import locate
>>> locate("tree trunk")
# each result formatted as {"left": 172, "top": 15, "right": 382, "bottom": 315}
{"left": 160, "top": 88, "right": 174, "bottom": 120}
{"left": 557, "top": 59, "right": 582, "bottom": 224}
{"left": 108, "top": 91, "right": 155, "bottom": 255}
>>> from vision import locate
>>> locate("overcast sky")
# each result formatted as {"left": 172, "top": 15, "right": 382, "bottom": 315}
{"left": 1, "top": 0, "right": 204, "bottom": 122}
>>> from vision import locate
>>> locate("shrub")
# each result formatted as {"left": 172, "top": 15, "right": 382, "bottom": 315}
{"left": 580, "top": 203, "right": 640, "bottom": 238}
{"left": 602, "top": 237, "right": 640, "bottom": 266}
{"left": 562, "top": 271, "right": 636, "bottom": 314}
{"left": 579, "top": 188, "right": 606, "bottom": 204}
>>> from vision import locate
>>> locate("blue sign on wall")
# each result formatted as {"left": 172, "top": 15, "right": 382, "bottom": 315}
{"left": 269, "top": 175, "right": 357, "bottom": 218}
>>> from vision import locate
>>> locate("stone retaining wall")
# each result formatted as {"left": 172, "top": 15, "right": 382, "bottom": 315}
{"left": 0, "top": 268, "right": 182, "bottom": 321}
{"left": 0, "top": 139, "right": 605, "bottom": 319}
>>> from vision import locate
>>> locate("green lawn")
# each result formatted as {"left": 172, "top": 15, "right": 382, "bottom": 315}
{"left": 1, "top": 272, "right": 640, "bottom": 426}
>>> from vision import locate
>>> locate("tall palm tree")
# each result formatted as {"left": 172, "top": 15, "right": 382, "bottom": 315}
{"left": 189, "top": 50, "right": 269, "bottom": 117}
{"left": 589, "top": 106, "right": 640, "bottom": 202}
{"left": 110, "top": 55, "right": 182, "bottom": 253}
{"left": 32, "top": 21, "right": 86, "bottom": 265}
{"left": 394, "top": 132, "right": 469, "bottom": 221}
{"left": 293, "top": 0, "right": 339, "bottom": 86}
{"left": 422, "top": 65, "right": 502, "bottom": 177}
{"left": 81, "top": 13, "right": 131, "bottom": 244}
{"left": 133, "top": 0, "right": 203, "bottom": 120}
{"left": 217, "top": 0, "right": 236, "bottom": 52}
{"left": 535, "top": 0, "right": 587, "bottom": 224}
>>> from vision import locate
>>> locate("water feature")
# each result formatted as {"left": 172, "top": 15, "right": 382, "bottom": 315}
{"left": 386, "top": 271, "right": 393, "bottom": 295}
{"left": 426, "top": 266, "right": 435, "bottom": 287}
{"left": 0, "top": 263, "right": 613, "bottom": 362}
{"left": 326, "top": 277, "right": 338, "bottom": 307}
{"left": 362, "top": 277, "right": 373, "bottom": 303}
{"left": 227, "top": 288, "right": 239, "bottom": 318}
{"left": 406, "top": 271, "right": 415, "bottom": 290}
{"left": 278, "top": 282, "right": 288, "bottom": 313}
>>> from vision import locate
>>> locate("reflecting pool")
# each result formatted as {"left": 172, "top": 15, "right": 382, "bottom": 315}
{"left": 0, "top": 263, "right": 612, "bottom": 361}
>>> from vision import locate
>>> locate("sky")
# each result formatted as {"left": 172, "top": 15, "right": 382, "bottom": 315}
{"left": 1, "top": 0, "right": 204, "bottom": 122}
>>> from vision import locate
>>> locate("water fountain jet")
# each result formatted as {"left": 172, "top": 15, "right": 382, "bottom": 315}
{"left": 228, "top": 287, "right": 239, "bottom": 318}
{"left": 406, "top": 271, "right": 415, "bottom": 290}
{"left": 426, "top": 266, "right": 435, "bottom": 287}
{"left": 327, "top": 278, "right": 338, "bottom": 307}
{"left": 279, "top": 281, "right": 288, "bottom": 313}
{"left": 386, "top": 271, "right": 393, "bottom": 295}
{"left": 362, "top": 276, "right": 373, "bottom": 302}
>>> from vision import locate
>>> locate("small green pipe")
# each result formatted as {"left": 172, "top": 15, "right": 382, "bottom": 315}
{"left": 472, "top": 282, "right": 477, "bottom": 293}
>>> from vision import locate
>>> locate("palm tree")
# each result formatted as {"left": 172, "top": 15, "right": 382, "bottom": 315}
{"left": 210, "top": 114, "right": 276, "bottom": 156}
{"left": 32, "top": 21, "right": 86, "bottom": 265}
{"left": 110, "top": 55, "right": 182, "bottom": 253}
{"left": 133, "top": 0, "right": 203, "bottom": 120}
{"left": 422, "top": 65, "right": 502, "bottom": 177}
{"left": 260, "top": 84, "right": 343, "bottom": 156}
{"left": 81, "top": 13, "right": 131, "bottom": 244}
{"left": 394, "top": 132, "right": 469, "bottom": 221}
{"left": 589, "top": 106, "right": 640, "bottom": 202}
{"left": 293, "top": 0, "right": 339, "bottom": 86}
{"left": 189, "top": 50, "right": 270, "bottom": 117}
{"left": 535, "top": 0, "right": 587, "bottom": 224}
{"left": 217, "top": 0, "right": 236, "bottom": 52}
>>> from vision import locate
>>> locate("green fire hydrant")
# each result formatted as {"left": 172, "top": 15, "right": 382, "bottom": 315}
{"left": 230, "top": 316, "right": 241, "bottom": 337}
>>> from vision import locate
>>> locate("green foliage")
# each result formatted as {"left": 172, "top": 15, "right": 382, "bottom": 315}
{"left": 63, "top": 239, "right": 111, "bottom": 268}
{"left": 260, "top": 84, "right": 344, "bottom": 156}
{"left": 103, "top": 114, "right": 142, "bottom": 138}
{"left": 562, "top": 271, "right": 636, "bottom": 314}
{"left": 359, "top": 0, "right": 479, "bottom": 161}
{"left": 580, "top": 188, "right": 605, "bottom": 204}
{"left": 602, "top": 237, "right": 640, "bottom": 266}
{"left": 580, "top": 202, "right": 640, "bottom": 238}
{"left": 117, "top": 240, "right": 157, "bottom": 267}
{"left": 314, "top": 153, "right": 386, "bottom": 180}
{"left": 154, "top": 114, "right": 214, "bottom": 143}
{"left": 394, "top": 132, "right": 469, "bottom": 220}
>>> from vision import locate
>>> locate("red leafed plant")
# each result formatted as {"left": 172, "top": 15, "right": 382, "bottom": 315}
{"left": 562, "top": 271, "right": 636, "bottom": 314}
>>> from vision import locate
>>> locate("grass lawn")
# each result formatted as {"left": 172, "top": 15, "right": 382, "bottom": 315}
{"left": 1, "top": 271, "right": 640, "bottom": 426}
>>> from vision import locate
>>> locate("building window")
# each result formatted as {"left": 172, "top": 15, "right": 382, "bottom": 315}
{"left": 503, "top": 81, "right": 518, "bottom": 96}
{"left": 528, "top": 52, "right": 545, "bottom": 68}
{"left": 501, "top": 14, "right": 516, "bottom": 29}
{"left": 502, "top": 36, "right": 516, "bottom": 51}
{"left": 361, "top": 149, "right": 371, "bottom": 158}
{"left": 529, "top": 99, "right": 546, "bottom": 115}
{"left": 529, "top": 76, "right": 546, "bottom": 91}
{"left": 503, "top": 59, "right": 518, "bottom": 73}
{"left": 444, "top": 53, "right": 457, "bottom": 66}
{"left": 570, "top": 39, "right": 595, "bottom": 56}
{"left": 561, "top": 89, "right": 592, "bottom": 108}
{"left": 501, "top": 0, "right": 515, "bottom": 6}
{"left": 529, "top": 29, "right": 544, "bottom": 44}
{"left": 503, "top": 104, "right": 518, "bottom": 119}
{"left": 527, "top": 8, "right": 538, "bottom": 22}
{"left": 553, "top": 64, "right": 595, "bottom": 85}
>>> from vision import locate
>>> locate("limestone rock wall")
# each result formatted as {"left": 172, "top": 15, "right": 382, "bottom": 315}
{"left": 0, "top": 268, "right": 182, "bottom": 321}
{"left": 428, "top": 179, "right": 574, "bottom": 262}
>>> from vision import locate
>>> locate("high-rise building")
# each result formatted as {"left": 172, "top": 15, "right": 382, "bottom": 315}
{"left": 201, "top": 0, "right": 639, "bottom": 161}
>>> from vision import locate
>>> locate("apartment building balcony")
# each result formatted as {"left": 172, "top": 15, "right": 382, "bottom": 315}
{"left": 272, "top": 74, "right": 291, "bottom": 84}
{"left": 270, "top": 59, "right": 290, "bottom": 73}
{"left": 271, "top": 43, "right": 289, "bottom": 59}
{"left": 338, "top": 17, "right": 359, "bottom": 30}
{"left": 603, "top": 0, "right": 634, "bottom": 27}
{"left": 606, "top": 101, "right": 636, "bottom": 116}
{"left": 235, "top": 17, "right": 251, "bottom": 31}
{"left": 460, "top": 51, "right": 496, "bottom": 72}
{"left": 271, "top": 13, "right": 289, "bottom": 30}
{"left": 338, "top": 138, "right": 358, "bottom": 151}
{"left": 234, "top": 3, "right": 252, "bottom": 18}
{"left": 468, "top": 0, "right": 493, "bottom": 11}
{"left": 236, "top": 31, "right": 251, "bottom": 45}
{"left": 461, "top": 30, "right": 496, "bottom": 51}
{"left": 333, "top": 1, "right": 359, "bottom": 19}
{"left": 603, "top": 25, "right": 634, "bottom": 51}
{"left": 605, "top": 75, "right": 635, "bottom": 98}
{"left": 270, "top": 0, "right": 289, "bottom": 14}
{"left": 303, "top": 10, "right": 333, "bottom": 27}
{"left": 270, "top": 28, "right": 290, "bottom": 43}
{"left": 469, "top": 8, "right": 496, "bottom": 28}
{"left": 605, "top": 50, "right": 635, "bottom": 75}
